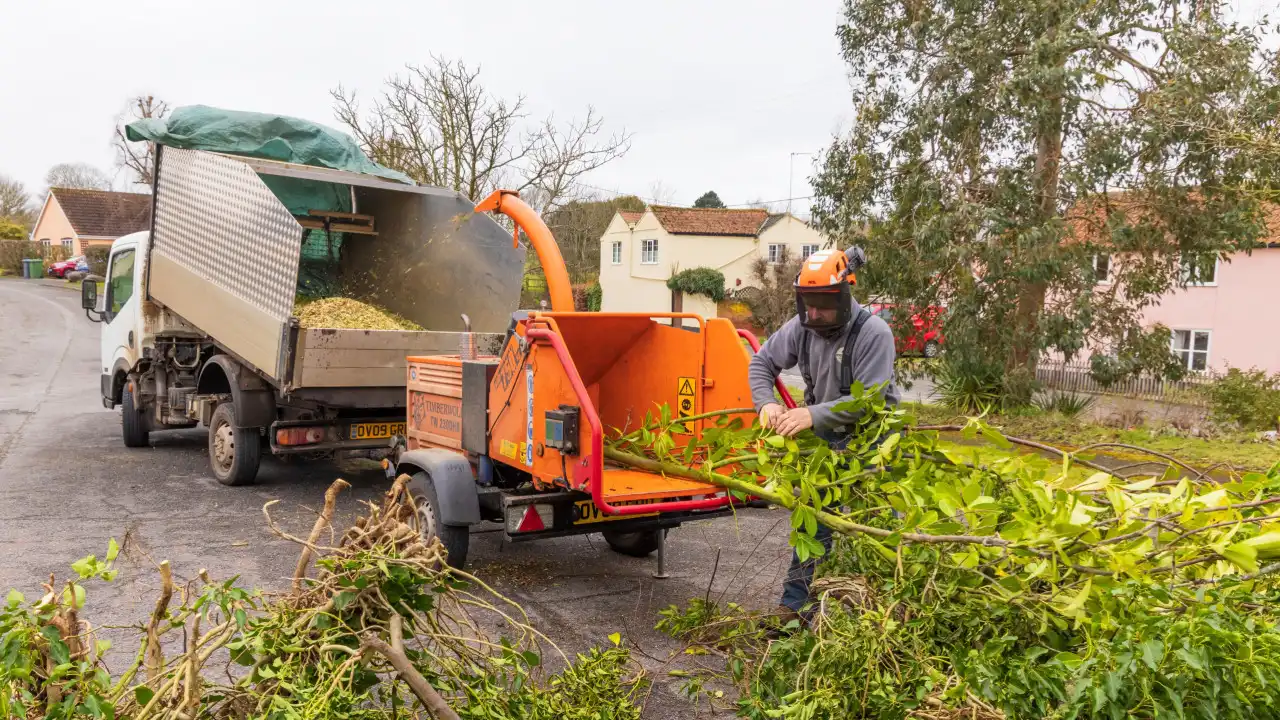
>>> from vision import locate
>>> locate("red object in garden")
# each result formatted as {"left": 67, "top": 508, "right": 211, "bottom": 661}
{"left": 47, "top": 256, "right": 85, "bottom": 279}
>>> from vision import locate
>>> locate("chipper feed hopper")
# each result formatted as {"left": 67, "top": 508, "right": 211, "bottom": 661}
{"left": 391, "top": 191, "right": 797, "bottom": 569}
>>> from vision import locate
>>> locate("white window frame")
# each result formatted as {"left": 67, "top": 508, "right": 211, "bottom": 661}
{"left": 640, "top": 238, "right": 658, "bottom": 265}
{"left": 1093, "top": 254, "right": 1111, "bottom": 284}
{"left": 610, "top": 240, "right": 622, "bottom": 265}
{"left": 767, "top": 244, "right": 785, "bottom": 264}
{"left": 1179, "top": 255, "right": 1218, "bottom": 286}
{"left": 800, "top": 244, "right": 820, "bottom": 259}
{"left": 1171, "top": 329, "right": 1211, "bottom": 372}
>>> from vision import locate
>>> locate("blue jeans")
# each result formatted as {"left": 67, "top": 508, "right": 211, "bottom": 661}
{"left": 780, "top": 524, "right": 834, "bottom": 612}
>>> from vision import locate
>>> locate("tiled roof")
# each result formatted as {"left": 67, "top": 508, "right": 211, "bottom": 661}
{"left": 760, "top": 213, "right": 786, "bottom": 233}
{"left": 50, "top": 188, "right": 151, "bottom": 237}
{"left": 649, "top": 206, "right": 769, "bottom": 236}
{"left": 619, "top": 211, "right": 643, "bottom": 224}
{"left": 1066, "top": 192, "right": 1280, "bottom": 247}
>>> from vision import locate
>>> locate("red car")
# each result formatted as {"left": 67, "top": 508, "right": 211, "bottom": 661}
{"left": 47, "top": 256, "right": 85, "bottom": 279}
{"left": 870, "top": 303, "right": 945, "bottom": 358}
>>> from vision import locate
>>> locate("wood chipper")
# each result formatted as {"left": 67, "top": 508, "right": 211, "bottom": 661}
{"left": 390, "top": 191, "right": 796, "bottom": 569}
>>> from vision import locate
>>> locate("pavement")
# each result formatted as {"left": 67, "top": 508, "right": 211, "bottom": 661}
{"left": 0, "top": 277, "right": 793, "bottom": 718}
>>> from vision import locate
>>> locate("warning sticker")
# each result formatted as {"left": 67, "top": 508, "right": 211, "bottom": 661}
{"left": 676, "top": 376, "right": 696, "bottom": 418}
{"left": 499, "top": 439, "right": 519, "bottom": 460}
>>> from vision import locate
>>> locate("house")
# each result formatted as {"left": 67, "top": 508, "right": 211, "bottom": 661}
{"left": 30, "top": 188, "right": 151, "bottom": 257}
{"left": 597, "top": 206, "right": 827, "bottom": 318}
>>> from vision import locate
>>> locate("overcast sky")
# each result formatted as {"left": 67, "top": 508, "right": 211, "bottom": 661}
{"left": 3, "top": 0, "right": 1272, "bottom": 213}
{"left": 0, "top": 0, "right": 854, "bottom": 210}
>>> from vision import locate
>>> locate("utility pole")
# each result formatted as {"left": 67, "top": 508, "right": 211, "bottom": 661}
{"left": 788, "top": 152, "right": 813, "bottom": 215}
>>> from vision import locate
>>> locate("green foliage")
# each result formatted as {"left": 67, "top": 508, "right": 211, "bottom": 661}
{"left": 693, "top": 191, "right": 725, "bottom": 209}
{"left": 83, "top": 247, "right": 109, "bottom": 277}
{"left": 933, "top": 360, "right": 1011, "bottom": 413}
{"left": 1203, "top": 367, "right": 1280, "bottom": 431}
{"left": 584, "top": 282, "right": 602, "bottom": 312}
{"left": 811, "top": 0, "right": 1278, "bottom": 404}
{"left": 666, "top": 267, "right": 726, "bottom": 302}
{"left": 0, "top": 219, "right": 24, "bottom": 241}
{"left": 1033, "top": 390, "right": 1095, "bottom": 418}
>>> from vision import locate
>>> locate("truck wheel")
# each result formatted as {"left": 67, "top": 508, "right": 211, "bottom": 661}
{"left": 602, "top": 529, "right": 664, "bottom": 558}
{"left": 121, "top": 383, "right": 150, "bottom": 448}
{"left": 924, "top": 340, "right": 941, "bottom": 359}
{"left": 407, "top": 472, "right": 469, "bottom": 569}
{"left": 208, "top": 403, "right": 261, "bottom": 486}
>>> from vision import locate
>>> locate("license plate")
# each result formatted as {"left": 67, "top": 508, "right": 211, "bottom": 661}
{"left": 573, "top": 499, "right": 659, "bottom": 525}
{"left": 349, "top": 422, "right": 405, "bottom": 440}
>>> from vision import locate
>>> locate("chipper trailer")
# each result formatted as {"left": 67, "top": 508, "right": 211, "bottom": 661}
{"left": 391, "top": 191, "right": 798, "bottom": 568}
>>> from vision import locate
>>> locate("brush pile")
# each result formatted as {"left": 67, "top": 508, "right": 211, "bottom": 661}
{"left": 612, "top": 391, "right": 1280, "bottom": 718}
{"left": 0, "top": 477, "right": 643, "bottom": 719}
{"left": 294, "top": 297, "right": 423, "bottom": 331}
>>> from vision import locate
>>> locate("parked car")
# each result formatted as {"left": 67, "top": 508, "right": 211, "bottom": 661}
{"left": 869, "top": 303, "right": 945, "bottom": 358}
{"left": 47, "top": 256, "right": 85, "bottom": 279}
{"left": 75, "top": 259, "right": 89, "bottom": 274}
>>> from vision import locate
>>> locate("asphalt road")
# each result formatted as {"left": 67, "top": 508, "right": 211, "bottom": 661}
{"left": 0, "top": 277, "right": 793, "bottom": 717}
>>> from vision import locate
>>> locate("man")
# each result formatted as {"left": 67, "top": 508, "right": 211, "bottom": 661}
{"left": 748, "top": 246, "right": 900, "bottom": 619}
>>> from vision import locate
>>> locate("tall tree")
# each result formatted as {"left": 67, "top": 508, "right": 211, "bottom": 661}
{"left": 0, "top": 176, "right": 33, "bottom": 227}
{"left": 812, "top": 0, "right": 1276, "bottom": 401}
{"left": 44, "top": 163, "right": 111, "bottom": 191}
{"left": 544, "top": 195, "right": 646, "bottom": 281}
{"left": 332, "top": 56, "right": 631, "bottom": 213}
{"left": 113, "top": 95, "right": 169, "bottom": 186}
{"left": 693, "top": 191, "right": 726, "bottom": 208}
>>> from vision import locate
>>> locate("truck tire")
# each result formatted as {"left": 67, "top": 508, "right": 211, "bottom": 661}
{"left": 208, "top": 403, "right": 261, "bottom": 486}
{"left": 407, "top": 472, "right": 469, "bottom": 569}
{"left": 121, "top": 383, "right": 150, "bottom": 448}
{"left": 602, "top": 529, "right": 664, "bottom": 558}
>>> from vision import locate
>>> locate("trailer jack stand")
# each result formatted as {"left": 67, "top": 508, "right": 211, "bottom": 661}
{"left": 652, "top": 530, "right": 670, "bottom": 580}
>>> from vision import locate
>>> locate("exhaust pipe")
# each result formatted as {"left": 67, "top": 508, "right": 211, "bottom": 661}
{"left": 459, "top": 313, "right": 476, "bottom": 360}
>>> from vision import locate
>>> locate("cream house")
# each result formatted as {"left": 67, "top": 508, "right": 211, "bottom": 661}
{"left": 598, "top": 206, "right": 827, "bottom": 318}
{"left": 30, "top": 188, "right": 151, "bottom": 257}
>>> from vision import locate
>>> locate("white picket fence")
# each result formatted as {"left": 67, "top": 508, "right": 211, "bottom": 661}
{"left": 1036, "top": 360, "right": 1216, "bottom": 406}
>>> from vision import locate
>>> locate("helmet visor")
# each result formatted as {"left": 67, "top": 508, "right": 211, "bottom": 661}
{"left": 796, "top": 286, "right": 851, "bottom": 331}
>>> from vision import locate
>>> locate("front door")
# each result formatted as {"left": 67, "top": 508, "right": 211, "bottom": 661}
{"left": 101, "top": 245, "right": 139, "bottom": 399}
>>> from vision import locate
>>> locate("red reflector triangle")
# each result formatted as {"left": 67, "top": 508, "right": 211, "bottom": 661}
{"left": 517, "top": 505, "right": 545, "bottom": 533}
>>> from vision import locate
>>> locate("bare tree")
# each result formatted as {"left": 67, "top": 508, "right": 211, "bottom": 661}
{"left": 647, "top": 180, "right": 677, "bottom": 205}
{"left": 332, "top": 56, "right": 630, "bottom": 213}
{"left": 0, "top": 176, "right": 33, "bottom": 225}
{"left": 113, "top": 95, "right": 169, "bottom": 186}
{"left": 45, "top": 163, "right": 111, "bottom": 191}
{"left": 744, "top": 245, "right": 802, "bottom": 335}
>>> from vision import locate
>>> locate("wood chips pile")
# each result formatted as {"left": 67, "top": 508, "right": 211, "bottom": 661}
{"left": 294, "top": 297, "right": 424, "bottom": 331}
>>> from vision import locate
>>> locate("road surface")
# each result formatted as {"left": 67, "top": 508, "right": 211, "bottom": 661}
{"left": 0, "top": 277, "right": 794, "bottom": 717}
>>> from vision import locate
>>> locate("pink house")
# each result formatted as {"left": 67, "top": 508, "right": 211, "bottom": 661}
{"left": 1132, "top": 245, "right": 1280, "bottom": 374}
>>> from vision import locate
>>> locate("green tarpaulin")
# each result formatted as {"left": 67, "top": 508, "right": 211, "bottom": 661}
{"left": 125, "top": 105, "right": 413, "bottom": 184}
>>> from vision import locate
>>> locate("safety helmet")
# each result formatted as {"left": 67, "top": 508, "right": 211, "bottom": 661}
{"left": 794, "top": 247, "right": 866, "bottom": 335}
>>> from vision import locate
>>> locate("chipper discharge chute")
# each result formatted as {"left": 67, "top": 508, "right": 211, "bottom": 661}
{"left": 392, "top": 191, "right": 796, "bottom": 569}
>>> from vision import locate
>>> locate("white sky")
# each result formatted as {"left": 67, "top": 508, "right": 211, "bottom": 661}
{"left": 0, "top": 0, "right": 853, "bottom": 210}
{"left": 2, "top": 0, "right": 1271, "bottom": 211}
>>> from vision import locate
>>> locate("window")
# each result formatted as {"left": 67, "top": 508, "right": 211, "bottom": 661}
{"left": 800, "top": 244, "right": 820, "bottom": 259}
{"left": 106, "top": 249, "right": 136, "bottom": 319}
{"left": 768, "top": 244, "right": 785, "bottom": 264}
{"left": 1171, "top": 329, "right": 1211, "bottom": 372}
{"left": 610, "top": 240, "right": 622, "bottom": 265}
{"left": 1093, "top": 254, "right": 1111, "bottom": 283}
{"left": 40, "top": 239, "right": 50, "bottom": 250}
{"left": 640, "top": 238, "right": 658, "bottom": 265}
{"left": 1180, "top": 255, "right": 1218, "bottom": 285}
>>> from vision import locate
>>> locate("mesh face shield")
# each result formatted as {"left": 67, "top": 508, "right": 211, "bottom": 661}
{"left": 795, "top": 284, "right": 852, "bottom": 333}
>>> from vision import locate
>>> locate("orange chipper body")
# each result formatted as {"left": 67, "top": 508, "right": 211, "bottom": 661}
{"left": 405, "top": 191, "right": 787, "bottom": 524}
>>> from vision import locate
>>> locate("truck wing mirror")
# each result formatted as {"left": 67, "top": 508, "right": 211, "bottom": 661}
{"left": 81, "top": 279, "right": 103, "bottom": 322}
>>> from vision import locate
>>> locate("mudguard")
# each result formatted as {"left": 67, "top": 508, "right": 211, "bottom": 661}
{"left": 396, "top": 449, "right": 481, "bottom": 527}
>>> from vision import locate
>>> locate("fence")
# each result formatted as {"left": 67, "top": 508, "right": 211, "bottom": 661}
{"left": 1037, "top": 359, "right": 1217, "bottom": 406}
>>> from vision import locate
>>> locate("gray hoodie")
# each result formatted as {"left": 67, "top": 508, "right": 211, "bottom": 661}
{"left": 748, "top": 299, "right": 900, "bottom": 438}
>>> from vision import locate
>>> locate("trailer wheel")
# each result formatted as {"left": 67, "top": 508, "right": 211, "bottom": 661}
{"left": 208, "top": 403, "right": 261, "bottom": 486}
{"left": 121, "top": 382, "right": 150, "bottom": 448}
{"left": 602, "top": 529, "right": 664, "bottom": 558}
{"left": 407, "top": 472, "right": 469, "bottom": 569}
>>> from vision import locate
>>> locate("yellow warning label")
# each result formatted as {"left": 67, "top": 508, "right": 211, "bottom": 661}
{"left": 499, "top": 439, "right": 518, "bottom": 460}
{"left": 676, "top": 376, "right": 696, "bottom": 418}
{"left": 518, "top": 442, "right": 529, "bottom": 464}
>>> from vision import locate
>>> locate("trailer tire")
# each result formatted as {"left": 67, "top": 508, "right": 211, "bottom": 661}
{"left": 208, "top": 403, "right": 261, "bottom": 486}
{"left": 602, "top": 529, "right": 664, "bottom": 558}
{"left": 121, "top": 383, "right": 150, "bottom": 448}
{"left": 407, "top": 472, "right": 469, "bottom": 569}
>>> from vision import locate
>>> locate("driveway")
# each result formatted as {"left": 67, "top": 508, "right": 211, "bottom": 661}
{"left": 0, "top": 277, "right": 790, "bottom": 717}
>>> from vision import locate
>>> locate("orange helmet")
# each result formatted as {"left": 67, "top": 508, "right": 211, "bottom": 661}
{"left": 794, "top": 247, "right": 866, "bottom": 334}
